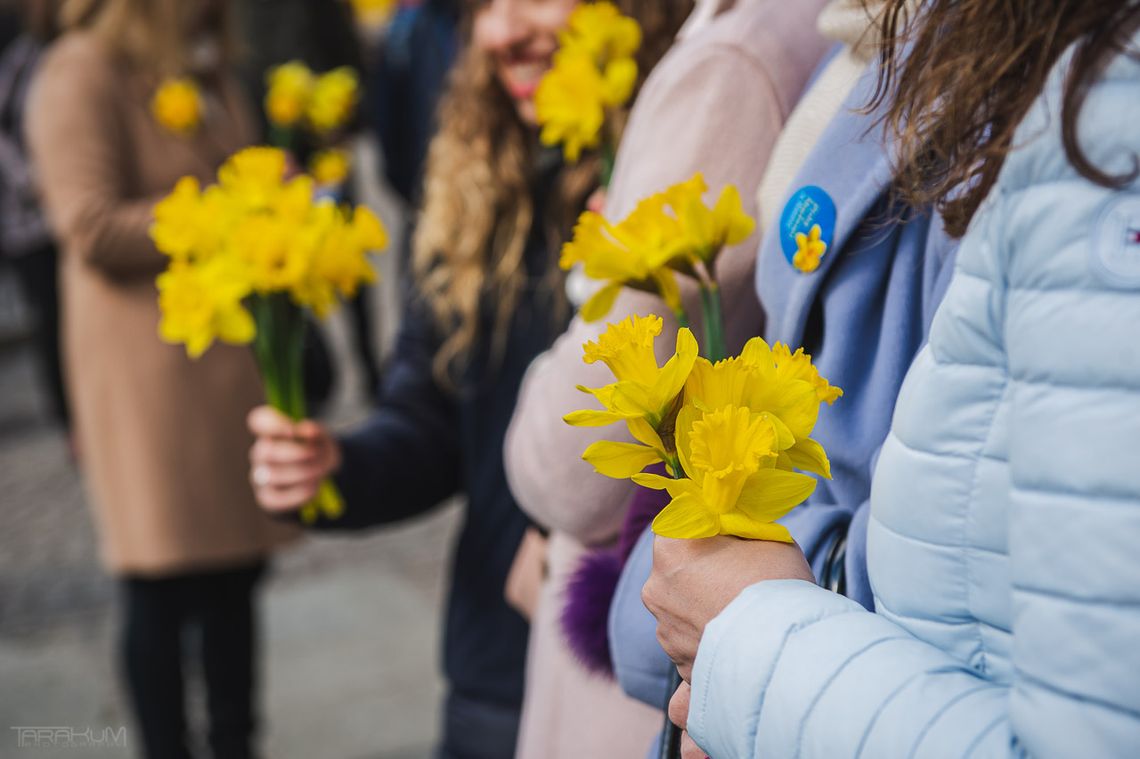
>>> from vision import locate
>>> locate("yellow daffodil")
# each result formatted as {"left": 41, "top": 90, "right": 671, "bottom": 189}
{"left": 684, "top": 336, "right": 840, "bottom": 479}
{"left": 307, "top": 67, "right": 359, "bottom": 134}
{"left": 151, "top": 177, "right": 206, "bottom": 261}
{"left": 664, "top": 173, "right": 757, "bottom": 264}
{"left": 567, "top": 315, "right": 698, "bottom": 477}
{"left": 560, "top": 196, "right": 686, "bottom": 321}
{"left": 216, "top": 146, "right": 290, "bottom": 209}
{"left": 535, "top": 2, "right": 640, "bottom": 163}
{"left": 535, "top": 51, "right": 608, "bottom": 163}
{"left": 635, "top": 403, "right": 818, "bottom": 541}
{"left": 152, "top": 77, "right": 202, "bottom": 135}
{"left": 559, "top": 1, "right": 641, "bottom": 64}
{"left": 349, "top": 0, "right": 396, "bottom": 26}
{"left": 773, "top": 343, "right": 843, "bottom": 404}
{"left": 265, "top": 61, "right": 314, "bottom": 128}
{"left": 157, "top": 258, "right": 254, "bottom": 358}
{"left": 293, "top": 203, "right": 384, "bottom": 316}
{"left": 309, "top": 148, "right": 351, "bottom": 186}
{"left": 793, "top": 224, "right": 827, "bottom": 273}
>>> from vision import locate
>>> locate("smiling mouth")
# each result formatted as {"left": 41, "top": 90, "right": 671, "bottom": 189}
{"left": 501, "top": 59, "right": 550, "bottom": 100}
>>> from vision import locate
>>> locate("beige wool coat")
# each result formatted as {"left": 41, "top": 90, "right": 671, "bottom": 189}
{"left": 26, "top": 33, "right": 297, "bottom": 576}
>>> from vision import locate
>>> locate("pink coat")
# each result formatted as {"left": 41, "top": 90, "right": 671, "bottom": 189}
{"left": 504, "top": 1, "right": 831, "bottom": 755}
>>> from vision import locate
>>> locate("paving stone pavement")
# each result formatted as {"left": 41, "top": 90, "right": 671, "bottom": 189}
{"left": 0, "top": 143, "right": 464, "bottom": 758}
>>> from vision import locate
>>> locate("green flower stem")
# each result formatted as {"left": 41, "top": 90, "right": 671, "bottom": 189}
{"left": 699, "top": 282, "right": 727, "bottom": 362}
{"left": 600, "top": 142, "right": 615, "bottom": 189}
{"left": 250, "top": 293, "right": 344, "bottom": 522}
{"left": 672, "top": 306, "right": 691, "bottom": 332}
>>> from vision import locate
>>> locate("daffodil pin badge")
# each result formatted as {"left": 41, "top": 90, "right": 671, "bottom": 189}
{"left": 779, "top": 186, "right": 837, "bottom": 275}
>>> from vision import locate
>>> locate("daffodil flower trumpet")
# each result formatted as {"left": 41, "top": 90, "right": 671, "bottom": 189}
{"left": 151, "top": 147, "right": 389, "bottom": 522}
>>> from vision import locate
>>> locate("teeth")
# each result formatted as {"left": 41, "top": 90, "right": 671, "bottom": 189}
{"left": 508, "top": 62, "right": 546, "bottom": 84}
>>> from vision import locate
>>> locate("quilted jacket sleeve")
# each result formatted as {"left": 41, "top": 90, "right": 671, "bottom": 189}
{"left": 687, "top": 75, "right": 1140, "bottom": 759}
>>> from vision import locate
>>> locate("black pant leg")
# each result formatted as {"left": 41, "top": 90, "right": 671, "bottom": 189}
{"left": 9, "top": 245, "right": 69, "bottom": 427}
{"left": 120, "top": 575, "right": 193, "bottom": 759}
{"left": 188, "top": 561, "right": 265, "bottom": 759}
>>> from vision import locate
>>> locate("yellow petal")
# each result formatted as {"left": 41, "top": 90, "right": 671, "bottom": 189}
{"left": 580, "top": 282, "right": 623, "bottom": 322}
{"left": 651, "top": 495, "right": 719, "bottom": 539}
{"left": 736, "top": 468, "right": 817, "bottom": 523}
{"left": 713, "top": 185, "right": 756, "bottom": 247}
{"left": 652, "top": 327, "right": 699, "bottom": 408}
{"left": 215, "top": 306, "right": 256, "bottom": 345}
{"left": 631, "top": 472, "right": 696, "bottom": 500}
{"left": 582, "top": 440, "right": 663, "bottom": 479}
{"left": 785, "top": 437, "right": 832, "bottom": 479}
{"left": 627, "top": 416, "right": 665, "bottom": 452}
{"left": 674, "top": 402, "right": 700, "bottom": 480}
{"left": 717, "top": 513, "right": 794, "bottom": 542}
{"left": 564, "top": 409, "right": 624, "bottom": 427}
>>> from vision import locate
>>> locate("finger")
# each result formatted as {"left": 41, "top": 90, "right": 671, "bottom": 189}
{"left": 680, "top": 730, "right": 705, "bottom": 759}
{"left": 293, "top": 419, "right": 327, "bottom": 443}
{"left": 247, "top": 405, "right": 296, "bottom": 437}
{"left": 668, "top": 681, "right": 691, "bottom": 730}
{"left": 250, "top": 437, "right": 322, "bottom": 467}
{"left": 254, "top": 482, "right": 319, "bottom": 512}
{"left": 251, "top": 461, "right": 328, "bottom": 491}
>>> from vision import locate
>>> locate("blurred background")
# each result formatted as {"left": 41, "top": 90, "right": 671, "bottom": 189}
{"left": 0, "top": 0, "right": 465, "bottom": 756}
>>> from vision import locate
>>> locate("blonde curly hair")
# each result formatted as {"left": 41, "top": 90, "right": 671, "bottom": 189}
{"left": 413, "top": 0, "right": 692, "bottom": 385}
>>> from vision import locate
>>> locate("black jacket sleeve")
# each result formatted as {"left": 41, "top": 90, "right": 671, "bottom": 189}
{"left": 317, "top": 295, "right": 462, "bottom": 530}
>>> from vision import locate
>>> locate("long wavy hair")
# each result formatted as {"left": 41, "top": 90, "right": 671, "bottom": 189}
{"left": 414, "top": 0, "right": 691, "bottom": 385}
{"left": 869, "top": 0, "right": 1140, "bottom": 238}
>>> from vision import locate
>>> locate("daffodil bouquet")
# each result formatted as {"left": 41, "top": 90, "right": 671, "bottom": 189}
{"left": 562, "top": 174, "right": 841, "bottom": 541}
{"left": 264, "top": 61, "right": 360, "bottom": 186}
{"left": 151, "top": 147, "right": 388, "bottom": 522}
{"left": 535, "top": 1, "right": 641, "bottom": 182}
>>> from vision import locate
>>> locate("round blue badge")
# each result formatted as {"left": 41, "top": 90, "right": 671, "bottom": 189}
{"left": 779, "top": 186, "right": 837, "bottom": 274}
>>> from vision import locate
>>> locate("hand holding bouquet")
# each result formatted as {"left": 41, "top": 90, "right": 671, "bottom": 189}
{"left": 152, "top": 147, "right": 388, "bottom": 522}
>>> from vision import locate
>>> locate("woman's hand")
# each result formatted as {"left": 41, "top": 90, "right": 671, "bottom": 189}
{"left": 247, "top": 405, "right": 340, "bottom": 513}
{"left": 642, "top": 536, "right": 814, "bottom": 682}
{"left": 668, "top": 683, "right": 706, "bottom": 759}
{"left": 504, "top": 527, "right": 549, "bottom": 621}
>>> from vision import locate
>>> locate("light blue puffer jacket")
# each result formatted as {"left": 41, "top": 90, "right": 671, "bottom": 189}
{"left": 687, "top": 38, "right": 1140, "bottom": 759}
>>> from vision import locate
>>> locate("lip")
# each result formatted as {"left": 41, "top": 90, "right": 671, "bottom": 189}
{"left": 498, "top": 52, "right": 551, "bottom": 101}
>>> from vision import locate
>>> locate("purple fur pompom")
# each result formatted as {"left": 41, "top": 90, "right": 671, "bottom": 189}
{"left": 560, "top": 548, "right": 622, "bottom": 677}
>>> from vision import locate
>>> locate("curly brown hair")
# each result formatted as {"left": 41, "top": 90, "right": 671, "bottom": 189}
{"left": 869, "top": 0, "right": 1140, "bottom": 238}
{"left": 413, "top": 0, "right": 692, "bottom": 385}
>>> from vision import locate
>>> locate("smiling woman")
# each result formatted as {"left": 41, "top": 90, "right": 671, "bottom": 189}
{"left": 244, "top": 1, "right": 691, "bottom": 757}
{"left": 415, "top": 0, "right": 692, "bottom": 387}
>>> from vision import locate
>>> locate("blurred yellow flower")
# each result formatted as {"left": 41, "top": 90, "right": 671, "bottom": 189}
{"left": 265, "top": 61, "right": 314, "bottom": 128}
{"left": 634, "top": 404, "right": 817, "bottom": 541}
{"left": 157, "top": 258, "right": 254, "bottom": 358}
{"left": 559, "top": 1, "right": 642, "bottom": 63}
{"left": 152, "top": 77, "right": 202, "bottom": 135}
{"left": 559, "top": 174, "right": 757, "bottom": 323}
{"left": 309, "top": 148, "right": 351, "bottom": 186}
{"left": 154, "top": 146, "right": 387, "bottom": 329}
{"left": 664, "top": 173, "right": 757, "bottom": 265}
{"left": 307, "top": 67, "right": 359, "bottom": 134}
{"left": 349, "top": 0, "right": 397, "bottom": 26}
{"left": 560, "top": 196, "right": 686, "bottom": 321}
{"left": 535, "top": 2, "right": 640, "bottom": 163}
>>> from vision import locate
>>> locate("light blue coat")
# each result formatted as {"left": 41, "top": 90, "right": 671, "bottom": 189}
{"left": 688, "top": 39, "right": 1140, "bottom": 758}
